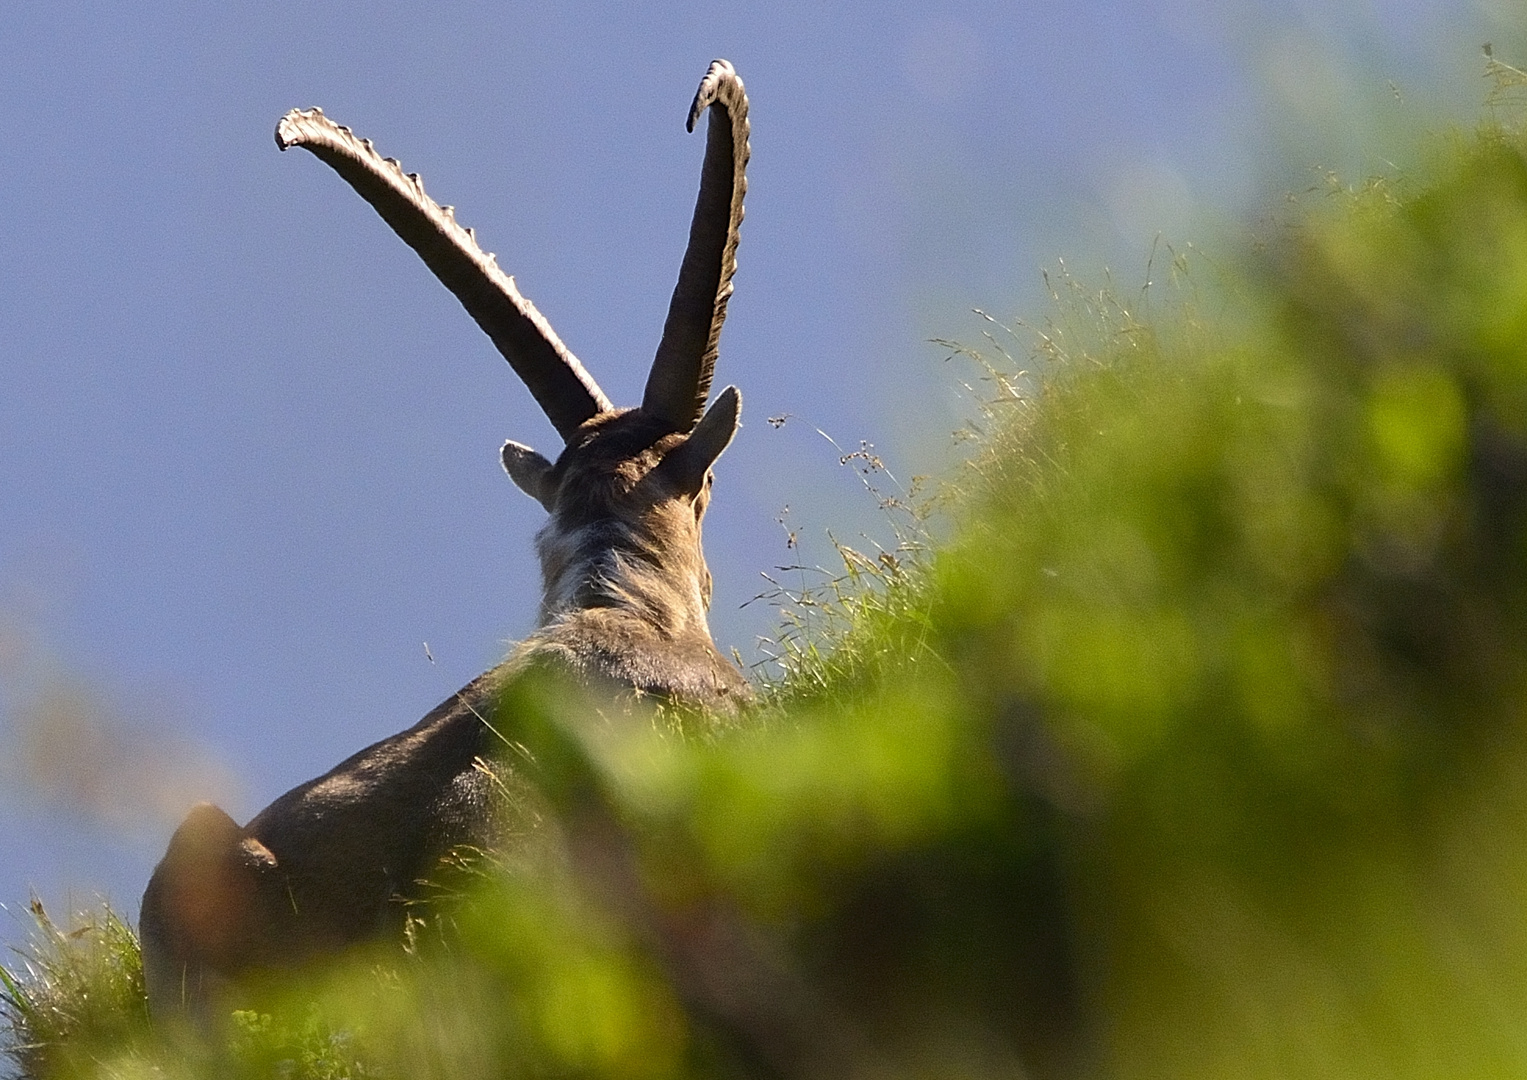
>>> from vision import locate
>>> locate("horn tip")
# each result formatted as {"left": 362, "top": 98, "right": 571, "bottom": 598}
{"left": 275, "top": 107, "right": 332, "bottom": 151}
{"left": 274, "top": 109, "right": 302, "bottom": 150}
{"left": 687, "top": 58, "right": 741, "bottom": 132}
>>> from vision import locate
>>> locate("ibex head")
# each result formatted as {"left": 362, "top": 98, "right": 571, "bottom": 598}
{"left": 275, "top": 62, "right": 749, "bottom": 699}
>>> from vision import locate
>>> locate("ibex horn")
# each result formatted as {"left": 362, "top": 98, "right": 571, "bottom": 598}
{"left": 276, "top": 108, "right": 613, "bottom": 441}
{"left": 643, "top": 60, "right": 750, "bottom": 433}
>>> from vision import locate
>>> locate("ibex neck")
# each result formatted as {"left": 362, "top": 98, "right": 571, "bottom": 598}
{"left": 535, "top": 519, "right": 714, "bottom": 640}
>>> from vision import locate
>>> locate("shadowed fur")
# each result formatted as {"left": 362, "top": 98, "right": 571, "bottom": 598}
{"left": 140, "top": 61, "right": 751, "bottom": 1023}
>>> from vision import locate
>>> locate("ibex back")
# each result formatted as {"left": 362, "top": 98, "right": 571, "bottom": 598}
{"left": 140, "top": 61, "right": 752, "bottom": 1020}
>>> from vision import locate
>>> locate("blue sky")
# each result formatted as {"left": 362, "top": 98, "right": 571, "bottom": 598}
{"left": 0, "top": 0, "right": 1508, "bottom": 937}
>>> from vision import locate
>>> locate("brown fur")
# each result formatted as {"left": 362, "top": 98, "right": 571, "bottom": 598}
{"left": 140, "top": 409, "right": 749, "bottom": 1020}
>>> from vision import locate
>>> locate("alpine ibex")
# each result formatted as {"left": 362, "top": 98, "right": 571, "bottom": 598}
{"left": 140, "top": 61, "right": 752, "bottom": 1020}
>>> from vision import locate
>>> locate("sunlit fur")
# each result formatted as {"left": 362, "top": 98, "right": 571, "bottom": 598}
{"left": 519, "top": 408, "right": 746, "bottom": 706}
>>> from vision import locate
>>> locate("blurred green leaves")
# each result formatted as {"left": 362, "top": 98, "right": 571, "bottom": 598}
{"left": 453, "top": 106, "right": 1527, "bottom": 1076}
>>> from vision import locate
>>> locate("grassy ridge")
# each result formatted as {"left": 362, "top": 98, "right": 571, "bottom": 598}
{"left": 10, "top": 92, "right": 1527, "bottom": 1078}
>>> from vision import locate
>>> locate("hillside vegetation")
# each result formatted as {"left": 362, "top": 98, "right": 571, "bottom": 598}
{"left": 10, "top": 74, "right": 1527, "bottom": 1079}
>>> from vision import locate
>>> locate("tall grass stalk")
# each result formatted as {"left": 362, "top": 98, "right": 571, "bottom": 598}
{"left": 0, "top": 899, "right": 149, "bottom": 1079}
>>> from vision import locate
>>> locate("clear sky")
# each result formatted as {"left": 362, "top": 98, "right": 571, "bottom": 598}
{"left": 0, "top": 0, "right": 1507, "bottom": 937}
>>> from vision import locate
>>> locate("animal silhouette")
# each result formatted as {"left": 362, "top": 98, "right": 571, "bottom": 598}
{"left": 140, "top": 60, "right": 751, "bottom": 1020}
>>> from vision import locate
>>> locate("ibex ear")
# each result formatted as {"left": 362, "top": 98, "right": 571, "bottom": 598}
{"left": 501, "top": 440, "right": 556, "bottom": 509}
{"left": 658, "top": 385, "right": 741, "bottom": 496}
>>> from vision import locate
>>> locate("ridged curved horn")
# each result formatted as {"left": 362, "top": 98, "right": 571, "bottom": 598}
{"left": 642, "top": 60, "right": 750, "bottom": 433}
{"left": 276, "top": 108, "right": 613, "bottom": 441}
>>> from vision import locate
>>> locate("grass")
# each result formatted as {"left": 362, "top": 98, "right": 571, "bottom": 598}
{"left": 10, "top": 54, "right": 1527, "bottom": 1078}
{"left": 0, "top": 899, "right": 148, "bottom": 1079}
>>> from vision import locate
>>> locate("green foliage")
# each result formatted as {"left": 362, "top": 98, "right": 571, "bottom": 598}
{"left": 0, "top": 899, "right": 150, "bottom": 1079}
{"left": 932, "top": 123, "right": 1527, "bottom": 1075}
{"left": 12, "top": 92, "right": 1527, "bottom": 1080}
